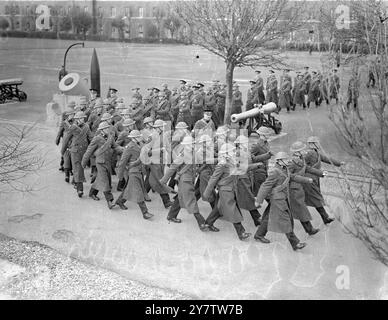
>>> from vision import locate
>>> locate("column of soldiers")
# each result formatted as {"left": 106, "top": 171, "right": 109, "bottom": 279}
{"left": 56, "top": 83, "right": 344, "bottom": 249}
{"left": 246, "top": 67, "right": 341, "bottom": 113}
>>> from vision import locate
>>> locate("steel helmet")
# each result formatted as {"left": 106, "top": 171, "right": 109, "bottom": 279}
{"left": 181, "top": 135, "right": 195, "bottom": 145}
{"left": 123, "top": 119, "right": 135, "bottom": 127}
{"left": 274, "top": 152, "right": 289, "bottom": 161}
{"left": 74, "top": 111, "right": 87, "bottom": 119}
{"left": 153, "top": 119, "right": 165, "bottom": 128}
{"left": 234, "top": 135, "right": 249, "bottom": 145}
{"left": 307, "top": 136, "right": 320, "bottom": 144}
{"left": 101, "top": 112, "right": 113, "bottom": 121}
{"left": 290, "top": 141, "right": 306, "bottom": 153}
{"left": 215, "top": 126, "right": 229, "bottom": 136}
{"left": 128, "top": 130, "right": 142, "bottom": 139}
{"left": 218, "top": 143, "right": 236, "bottom": 155}
{"left": 121, "top": 108, "right": 131, "bottom": 116}
{"left": 97, "top": 122, "right": 110, "bottom": 131}
{"left": 116, "top": 103, "right": 126, "bottom": 109}
{"left": 175, "top": 122, "right": 188, "bottom": 129}
{"left": 144, "top": 117, "right": 153, "bottom": 125}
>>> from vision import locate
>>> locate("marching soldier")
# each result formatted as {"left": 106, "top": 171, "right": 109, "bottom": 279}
{"left": 61, "top": 111, "right": 93, "bottom": 198}
{"left": 254, "top": 152, "right": 312, "bottom": 250}
{"left": 56, "top": 108, "right": 76, "bottom": 183}
{"left": 234, "top": 135, "right": 262, "bottom": 227}
{"left": 161, "top": 135, "right": 209, "bottom": 232}
{"left": 115, "top": 130, "right": 154, "bottom": 220}
{"left": 303, "top": 66, "right": 312, "bottom": 96}
{"left": 254, "top": 70, "right": 266, "bottom": 104}
{"left": 346, "top": 71, "right": 361, "bottom": 118}
{"left": 107, "top": 87, "right": 119, "bottom": 108}
{"left": 203, "top": 143, "right": 252, "bottom": 241}
{"left": 88, "top": 88, "right": 99, "bottom": 111}
{"left": 81, "top": 122, "right": 123, "bottom": 209}
{"left": 178, "top": 79, "right": 187, "bottom": 93}
{"left": 319, "top": 72, "right": 330, "bottom": 105}
{"left": 141, "top": 119, "right": 173, "bottom": 209}
{"left": 128, "top": 98, "right": 145, "bottom": 130}
{"left": 266, "top": 70, "right": 278, "bottom": 105}
{"left": 288, "top": 141, "right": 323, "bottom": 236}
{"left": 303, "top": 136, "right": 344, "bottom": 225}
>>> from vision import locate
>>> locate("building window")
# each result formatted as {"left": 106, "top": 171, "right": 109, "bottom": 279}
{"left": 98, "top": 7, "right": 103, "bottom": 16}
{"left": 84, "top": 6, "right": 88, "bottom": 13}
{"left": 25, "top": 6, "right": 29, "bottom": 15}
{"left": 15, "top": 5, "right": 20, "bottom": 15}
{"left": 68, "top": 7, "right": 72, "bottom": 14}
{"left": 5, "top": 5, "right": 9, "bottom": 14}
{"left": 124, "top": 7, "right": 130, "bottom": 17}
{"left": 139, "top": 7, "right": 144, "bottom": 18}
{"left": 138, "top": 24, "right": 143, "bottom": 37}
{"left": 111, "top": 7, "right": 116, "bottom": 17}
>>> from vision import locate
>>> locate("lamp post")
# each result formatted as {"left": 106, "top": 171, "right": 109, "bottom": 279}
{"left": 63, "top": 42, "right": 84, "bottom": 74}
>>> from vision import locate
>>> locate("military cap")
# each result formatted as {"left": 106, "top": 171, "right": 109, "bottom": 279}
{"left": 153, "top": 87, "right": 160, "bottom": 92}
{"left": 89, "top": 88, "right": 98, "bottom": 92}
{"left": 249, "top": 80, "right": 256, "bottom": 84}
{"left": 269, "top": 70, "right": 275, "bottom": 73}
{"left": 307, "top": 136, "right": 320, "bottom": 144}
{"left": 109, "top": 88, "right": 118, "bottom": 92}
{"left": 123, "top": 119, "right": 135, "bottom": 127}
{"left": 304, "top": 66, "right": 310, "bottom": 69}
{"left": 101, "top": 112, "right": 113, "bottom": 121}
{"left": 131, "top": 87, "right": 140, "bottom": 91}
{"left": 179, "top": 80, "right": 187, "bottom": 84}
{"left": 203, "top": 107, "right": 213, "bottom": 113}
{"left": 255, "top": 70, "right": 261, "bottom": 73}
{"left": 97, "top": 122, "right": 110, "bottom": 131}
{"left": 192, "top": 85, "right": 200, "bottom": 89}
{"left": 197, "top": 83, "right": 204, "bottom": 87}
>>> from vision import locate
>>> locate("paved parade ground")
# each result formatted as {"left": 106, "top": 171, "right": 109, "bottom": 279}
{"left": 0, "top": 38, "right": 387, "bottom": 299}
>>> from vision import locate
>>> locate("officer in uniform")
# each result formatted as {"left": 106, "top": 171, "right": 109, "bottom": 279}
{"left": 132, "top": 87, "right": 142, "bottom": 101}
{"left": 82, "top": 122, "right": 123, "bottom": 209}
{"left": 279, "top": 73, "right": 292, "bottom": 113}
{"left": 246, "top": 80, "right": 259, "bottom": 112}
{"left": 293, "top": 73, "right": 307, "bottom": 109}
{"left": 190, "top": 85, "right": 205, "bottom": 128}
{"left": 177, "top": 92, "right": 192, "bottom": 128}
{"left": 193, "top": 107, "right": 216, "bottom": 136}
{"left": 169, "top": 87, "right": 180, "bottom": 128}
{"left": 254, "top": 152, "right": 311, "bottom": 250}
{"left": 307, "top": 71, "right": 321, "bottom": 108}
{"left": 162, "top": 83, "right": 172, "bottom": 100}
{"left": 115, "top": 130, "right": 154, "bottom": 220}
{"left": 330, "top": 69, "right": 340, "bottom": 104}
{"left": 215, "top": 83, "right": 226, "bottom": 126}
{"left": 61, "top": 111, "right": 93, "bottom": 198}
{"left": 152, "top": 91, "right": 172, "bottom": 129}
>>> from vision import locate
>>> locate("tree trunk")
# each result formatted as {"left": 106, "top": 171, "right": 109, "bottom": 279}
{"left": 224, "top": 61, "right": 234, "bottom": 125}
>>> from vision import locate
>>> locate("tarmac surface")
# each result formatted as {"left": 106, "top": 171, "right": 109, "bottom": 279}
{"left": 0, "top": 38, "right": 387, "bottom": 299}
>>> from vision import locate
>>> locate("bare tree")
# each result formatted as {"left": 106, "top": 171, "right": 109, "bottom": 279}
{"left": 0, "top": 125, "right": 45, "bottom": 193}
{"left": 174, "top": 0, "right": 306, "bottom": 124}
{"left": 328, "top": 4, "right": 388, "bottom": 264}
{"left": 163, "top": 13, "right": 181, "bottom": 39}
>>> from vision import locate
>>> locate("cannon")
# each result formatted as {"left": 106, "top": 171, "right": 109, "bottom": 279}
{"left": 0, "top": 78, "right": 27, "bottom": 104}
{"left": 231, "top": 102, "right": 282, "bottom": 135}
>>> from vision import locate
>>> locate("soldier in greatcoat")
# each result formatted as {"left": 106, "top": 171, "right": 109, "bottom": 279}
{"left": 115, "top": 130, "right": 153, "bottom": 220}
{"left": 203, "top": 143, "right": 253, "bottom": 241}
{"left": 266, "top": 70, "right": 278, "bottom": 105}
{"left": 61, "top": 111, "right": 93, "bottom": 197}
{"left": 246, "top": 80, "right": 259, "bottom": 112}
{"left": 131, "top": 87, "right": 142, "bottom": 101}
{"left": 141, "top": 119, "right": 173, "bottom": 209}
{"left": 288, "top": 141, "right": 324, "bottom": 235}
{"left": 330, "top": 69, "right": 340, "bottom": 104}
{"left": 190, "top": 85, "right": 205, "bottom": 128}
{"left": 56, "top": 108, "right": 75, "bottom": 183}
{"left": 254, "top": 70, "right": 266, "bottom": 104}
{"left": 231, "top": 84, "right": 243, "bottom": 115}
{"left": 254, "top": 152, "right": 312, "bottom": 250}
{"left": 307, "top": 71, "right": 321, "bottom": 108}
{"left": 303, "top": 66, "right": 312, "bottom": 96}
{"left": 160, "top": 135, "right": 209, "bottom": 232}
{"left": 293, "top": 73, "right": 307, "bottom": 109}
{"left": 81, "top": 122, "right": 123, "bottom": 209}
{"left": 234, "top": 135, "right": 262, "bottom": 227}
{"left": 193, "top": 107, "right": 216, "bottom": 137}
{"left": 279, "top": 76, "right": 292, "bottom": 112}
{"left": 303, "top": 136, "right": 344, "bottom": 225}
{"left": 169, "top": 87, "right": 180, "bottom": 128}
{"left": 152, "top": 91, "right": 172, "bottom": 128}
{"left": 176, "top": 92, "right": 192, "bottom": 128}
{"left": 215, "top": 84, "right": 226, "bottom": 126}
